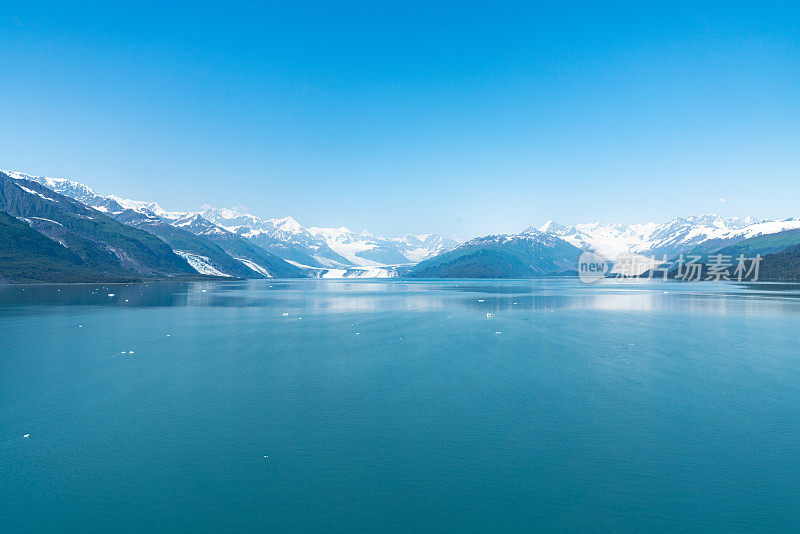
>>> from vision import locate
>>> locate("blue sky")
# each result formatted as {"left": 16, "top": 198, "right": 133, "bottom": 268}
{"left": 2, "top": 2, "right": 799, "bottom": 238}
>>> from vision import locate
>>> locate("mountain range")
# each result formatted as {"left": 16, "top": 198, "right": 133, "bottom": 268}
{"left": 0, "top": 170, "right": 459, "bottom": 282}
{"left": 2, "top": 169, "right": 800, "bottom": 282}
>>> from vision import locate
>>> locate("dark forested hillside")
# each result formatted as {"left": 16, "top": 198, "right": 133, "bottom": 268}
{"left": 0, "top": 171, "right": 196, "bottom": 278}
{"left": 0, "top": 210, "right": 139, "bottom": 283}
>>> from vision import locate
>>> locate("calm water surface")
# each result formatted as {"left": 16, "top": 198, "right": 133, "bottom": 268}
{"left": 2, "top": 279, "right": 800, "bottom": 532}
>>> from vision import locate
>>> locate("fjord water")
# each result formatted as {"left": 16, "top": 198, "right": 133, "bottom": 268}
{"left": 2, "top": 279, "right": 799, "bottom": 532}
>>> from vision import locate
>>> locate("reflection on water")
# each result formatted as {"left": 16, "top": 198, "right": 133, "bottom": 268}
{"left": 3, "top": 278, "right": 800, "bottom": 316}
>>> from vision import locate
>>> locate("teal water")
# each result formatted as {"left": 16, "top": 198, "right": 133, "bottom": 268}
{"left": 2, "top": 279, "right": 800, "bottom": 532}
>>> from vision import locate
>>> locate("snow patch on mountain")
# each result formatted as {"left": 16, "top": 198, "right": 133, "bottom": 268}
{"left": 234, "top": 257, "right": 272, "bottom": 277}
{"left": 21, "top": 216, "right": 64, "bottom": 227}
{"left": 171, "top": 213, "right": 230, "bottom": 236}
{"left": 174, "top": 251, "right": 232, "bottom": 277}
{"left": 108, "top": 196, "right": 168, "bottom": 217}
{"left": 14, "top": 183, "right": 58, "bottom": 202}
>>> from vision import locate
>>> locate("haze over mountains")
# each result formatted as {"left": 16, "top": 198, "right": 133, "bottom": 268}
{"left": 2, "top": 169, "right": 800, "bottom": 282}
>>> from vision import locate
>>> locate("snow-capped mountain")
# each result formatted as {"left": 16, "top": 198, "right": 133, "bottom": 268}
{"left": 0, "top": 171, "right": 198, "bottom": 280}
{"left": 410, "top": 229, "right": 582, "bottom": 278}
{"left": 5, "top": 170, "right": 460, "bottom": 278}
{"left": 305, "top": 226, "right": 459, "bottom": 267}
{"left": 170, "top": 212, "right": 231, "bottom": 237}
{"left": 10, "top": 169, "right": 800, "bottom": 281}
{"left": 537, "top": 220, "right": 657, "bottom": 258}
{"left": 536, "top": 215, "right": 800, "bottom": 259}
{"left": 2, "top": 171, "right": 169, "bottom": 218}
{"left": 390, "top": 234, "right": 460, "bottom": 263}
{"left": 8, "top": 171, "right": 307, "bottom": 278}
{"left": 199, "top": 208, "right": 352, "bottom": 268}
{"left": 201, "top": 207, "right": 459, "bottom": 269}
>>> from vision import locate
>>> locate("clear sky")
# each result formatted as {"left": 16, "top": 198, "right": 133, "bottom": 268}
{"left": 2, "top": 2, "right": 799, "bottom": 239}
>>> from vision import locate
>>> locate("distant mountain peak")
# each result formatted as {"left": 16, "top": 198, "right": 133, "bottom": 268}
{"left": 532, "top": 213, "right": 800, "bottom": 259}
{"left": 537, "top": 220, "right": 569, "bottom": 234}
{"left": 272, "top": 216, "right": 302, "bottom": 233}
